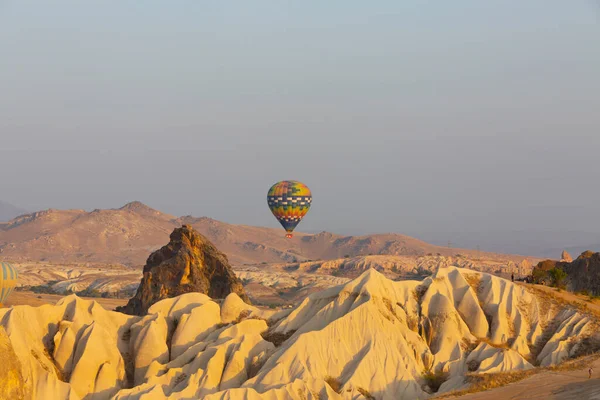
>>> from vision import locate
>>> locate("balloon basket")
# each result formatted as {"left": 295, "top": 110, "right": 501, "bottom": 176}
{"left": 285, "top": 233, "right": 293, "bottom": 239}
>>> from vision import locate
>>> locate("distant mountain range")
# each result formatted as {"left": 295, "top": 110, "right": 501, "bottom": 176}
{"left": 0, "top": 200, "right": 27, "bottom": 222}
{"left": 0, "top": 201, "right": 525, "bottom": 266}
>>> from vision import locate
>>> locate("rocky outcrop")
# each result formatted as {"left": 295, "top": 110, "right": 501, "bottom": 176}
{"left": 0, "top": 268, "right": 595, "bottom": 399}
{"left": 117, "top": 225, "right": 249, "bottom": 316}
{"left": 561, "top": 251, "right": 600, "bottom": 294}
{"left": 519, "top": 258, "right": 533, "bottom": 275}
{"left": 561, "top": 250, "right": 573, "bottom": 263}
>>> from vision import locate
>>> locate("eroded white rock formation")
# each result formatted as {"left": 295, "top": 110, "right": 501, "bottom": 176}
{"left": 0, "top": 267, "right": 596, "bottom": 399}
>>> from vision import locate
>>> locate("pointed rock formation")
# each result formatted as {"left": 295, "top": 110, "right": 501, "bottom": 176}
{"left": 519, "top": 258, "right": 533, "bottom": 276}
{"left": 561, "top": 250, "right": 573, "bottom": 263}
{"left": 117, "top": 225, "right": 249, "bottom": 316}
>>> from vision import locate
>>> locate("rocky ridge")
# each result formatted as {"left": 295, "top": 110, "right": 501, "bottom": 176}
{"left": 0, "top": 266, "right": 597, "bottom": 399}
{"left": 0, "top": 202, "right": 530, "bottom": 266}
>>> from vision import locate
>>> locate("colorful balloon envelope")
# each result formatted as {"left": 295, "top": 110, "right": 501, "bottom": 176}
{"left": 0, "top": 262, "right": 18, "bottom": 306}
{"left": 267, "top": 180, "right": 312, "bottom": 238}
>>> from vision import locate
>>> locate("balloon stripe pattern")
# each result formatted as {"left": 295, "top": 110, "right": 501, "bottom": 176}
{"left": 0, "top": 262, "right": 18, "bottom": 305}
{"left": 267, "top": 180, "right": 312, "bottom": 234}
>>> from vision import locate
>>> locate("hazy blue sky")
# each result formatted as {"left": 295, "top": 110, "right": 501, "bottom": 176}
{"left": 1, "top": 1, "right": 599, "bottom": 255}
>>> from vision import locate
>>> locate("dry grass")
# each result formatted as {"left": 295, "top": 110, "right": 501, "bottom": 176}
{"left": 381, "top": 298, "right": 398, "bottom": 323}
{"left": 461, "top": 338, "right": 479, "bottom": 354}
{"left": 30, "top": 350, "right": 51, "bottom": 374}
{"left": 121, "top": 329, "right": 131, "bottom": 342}
{"left": 383, "top": 298, "right": 394, "bottom": 315}
{"left": 437, "top": 353, "right": 600, "bottom": 398}
{"left": 524, "top": 284, "right": 599, "bottom": 318}
{"left": 463, "top": 274, "right": 482, "bottom": 295}
{"left": 467, "top": 360, "right": 481, "bottom": 372}
{"left": 423, "top": 370, "right": 449, "bottom": 393}
{"left": 122, "top": 351, "right": 135, "bottom": 388}
{"left": 234, "top": 309, "right": 252, "bottom": 324}
{"left": 261, "top": 329, "right": 297, "bottom": 347}
{"left": 413, "top": 284, "right": 428, "bottom": 304}
{"left": 247, "top": 353, "right": 269, "bottom": 379}
{"left": 357, "top": 387, "right": 375, "bottom": 400}
{"left": 172, "top": 372, "right": 188, "bottom": 386}
{"left": 438, "top": 369, "right": 535, "bottom": 398}
{"left": 324, "top": 376, "right": 342, "bottom": 393}
{"left": 215, "top": 322, "right": 229, "bottom": 330}
{"left": 477, "top": 337, "right": 510, "bottom": 350}
{"left": 569, "top": 335, "right": 600, "bottom": 359}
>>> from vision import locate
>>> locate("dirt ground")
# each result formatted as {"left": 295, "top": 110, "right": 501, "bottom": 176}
{"left": 524, "top": 283, "right": 600, "bottom": 316}
{"left": 453, "top": 358, "right": 600, "bottom": 400}
{"left": 3, "top": 291, "right": 128, "bottom": 311}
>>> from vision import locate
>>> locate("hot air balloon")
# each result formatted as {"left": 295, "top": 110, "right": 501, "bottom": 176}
{"left": 267, "top": 180, "right": 312, "bottom": 238}
{"left": 0, "top": 262, "right": 18, "bottom": 307}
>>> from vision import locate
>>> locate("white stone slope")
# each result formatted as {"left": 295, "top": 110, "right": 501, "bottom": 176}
{"left": 0, "top": 267, "right": 595, "bottom": 400}
{"left": 14, "top": 263, "right": 141, "bottom": 295}
{"left": 235, "top": 267, "right": 350, "bottom": 290}
{"left": 265, "top": 254, "right": 535, "bottom": 280}
{"left": 12, "top": 254, "right": 534, "bottom": 303}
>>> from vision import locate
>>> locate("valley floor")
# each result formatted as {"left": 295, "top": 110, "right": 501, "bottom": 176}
{"left": 4, "top": 291, "right": 127, "bottom": 310}
{"left": 451, "top": 355, "right": 600, "bottom": 399}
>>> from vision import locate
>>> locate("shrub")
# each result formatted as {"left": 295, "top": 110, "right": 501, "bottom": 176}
{"left": 532, "top": 268, "right": 549, "bottom": 284}
{"left": 467, "top": 360, "right": 481, "bottom": 372}
{"left": 423, "top": 370, "right": 449, "bottom": 393}
{"left": 324, "top": 376, "right": 342, "bottom": 393}
{"left": 30, "top": 280, "right": 60, "bottom": 294}
{"left": 261, "top": 329, "right": 296, "bottom": 347}
{"left": 548, "top": 267, "right": 567, "bottom": 288}
{"left": 416, "top": 266, "right": 433, "bottom": 276}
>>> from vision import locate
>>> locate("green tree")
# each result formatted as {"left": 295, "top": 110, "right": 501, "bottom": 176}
{"left": 548, "top": 267, "right": 567, "bottom": 288}
{"left": 532, "top": 268, "right": 549, "bottom": 284}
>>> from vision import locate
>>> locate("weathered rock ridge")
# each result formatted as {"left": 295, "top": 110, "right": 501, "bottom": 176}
{"left": 1, "top": 267, "right": 598, "bottom": 399}
{"left": 117, "top": 225, "right": 248, "bottom": 315}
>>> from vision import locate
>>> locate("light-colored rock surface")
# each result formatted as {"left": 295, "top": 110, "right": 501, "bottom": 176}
{"left": 10, "top": 253, "right": 539, "bottom": 311}
{"left": 0, "top": 267, "right": 596, "bottom": 399}
{"left": 561, "top": 250, "right": 573, "bottom": 263}
{"left": 466, "top": 343, "right": 533, "bottom": 374}
{"left": 14, "top": 262, "right": 141, "bottom": 296}
{"left": 0, "top": 325, "right": 25, "bottom": 400}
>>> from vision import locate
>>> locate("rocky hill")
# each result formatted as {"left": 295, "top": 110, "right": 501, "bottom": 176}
{"left": 0, "top": 267, "right": 597, "bottom": 399}
{"left": 270, "top": 254, "right": 535, "bottom": 279}
{"left": 0, "top": 202, "right": 526, "bottom": 266}
{"left": 117, "top": 225, "right": 249, "bottom": 315}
